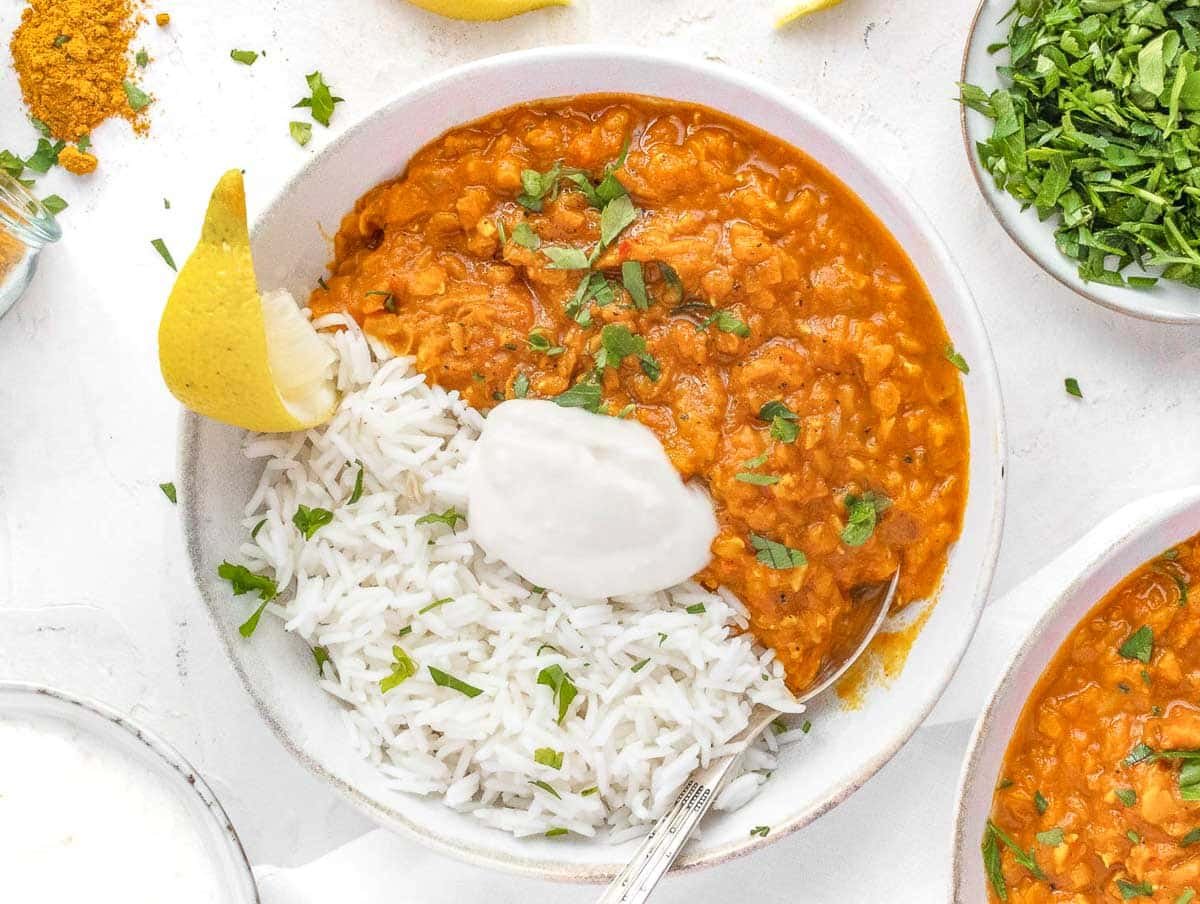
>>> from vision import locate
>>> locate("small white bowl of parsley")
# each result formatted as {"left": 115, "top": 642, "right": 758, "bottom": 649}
{"left": 960, "top": 0, "right": 1200, "bottom": 322}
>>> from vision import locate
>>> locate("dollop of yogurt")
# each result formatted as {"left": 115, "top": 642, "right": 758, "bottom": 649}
{"left": 467, "top": 400, "right": 718, "bottom": 599}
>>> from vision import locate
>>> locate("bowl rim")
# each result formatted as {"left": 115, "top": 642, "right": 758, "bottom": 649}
{"left": 948, "top": 487, "right": 1200, "bottom": 901}
{"left": 959, "top": 0, "right": 1200, "bottom": 325}
{"left": 0, "top": 680, "right": 260, "bottom": 902}
{"left": 181, "top": 43, "right": 1008, "bottom": 881}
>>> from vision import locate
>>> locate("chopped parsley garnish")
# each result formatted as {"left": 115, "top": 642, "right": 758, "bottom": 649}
{"left": 417, "top": 597, "right": 452, "bottom": 615}
{"left": 380, "top": 646, "right": 417, "bottom": 692}
{"left": 536, "top": 664, "right": 578, "bottom": 724}
{"left": 1116, "top": 788, "right": 1137, "bottom": 807}
{"left": 416, "top": 507, "right": 465, "bottom": 530}
{"left": 944, "top": 344, "right": 970, "bottom": 374}
{"left": 1177, "top": 890, "right": 1196, "bottom": 904}
{"left": 135, "top": 48, "right": 149, "bottom": 67}
{"left": 770, "top": 719, "right": 788, "bottom": 735}
{"left": 685, "top": 603, "right": 706, "bottom": 614}
{"left": 516, "top": 163, "right": 562, "bottom": 212}
{"left": 24, "top": 138, "right": 63, "bottom": 173}
{"left": 657, "top": 632, "right": 668, "bottom": 645}
{"left": 529, "top": 779, "right": 561, "bottom": 799}
{"left": 292, "top": 504, "right": 334, "bottom": 540}
{"left": 1033, "top": 790, "right": 1048, "bottom": 815}
{"left": 621, "top": 260, "right": 648, "bottom": 310}
{"left": 1182, "top": 828, "right": 1200, "bottom": 847}
{"left": 123, "top": 81, "right": 151, "bottom": 112}
{"left": 1036, "top": 827, "right": 1064, "bottom": 847}
{"left": 251, "top": 518, "right": 267, "bottom": 540}
{"left": 511, "top": 221, "right": 541, "bottom": 250}
{"left": 239, "top": 601, "right": 270, "bottom": 638}
{"left": 151, "top": 238, "right": 177, "bottom": 271}
{"left": 596, "top": 324, "right": 660, "bottom": 381}
{"left": 348, "top": 460, "right": 365, "bottom": 503}
{"left": 749, "top": 826, "right": 770, "bottom": 838}
{"left": 981, "top": 823, "right": 1006, "bottom": 900}
{"left": 736, "top": 472, "right": 780, "bottom": 486}
{"left": 631, "top": 658, "right": 650, "bottom": 672}
{"left": 1065, "top": 377, "right": 1082, "bottom": 398}
{"left": 841, "top": 491, "right": 891, "bottom": 547}
{"left": 230, "top": 49, "right": 259, "bottom": 65}
{"left": 218, "top": 562, "right": 277, "bottom": 602}
{"left": 543, "top": 246, "right": 591, "bottom": 269}
{"left": 545, "top": 827, "right": 568, "bottom": 837}
{"left": 533, "top": 747, "right": 564, "bottom": 769}
{"left": 801, "top": 720, "right": 812, "bottom": 733}
{"left": 428, "top": 666, "right": 483, "bottom": 698}
{"left": 1127, "top": 829, "right": 1142, "bottom": 844}
{"left": 289, "top": 121, "right": 312, "bottom": 147}
{"left": 365, "top": 290, "right": 396, "bottom": 312}
{"left": 749, "top": 532, "right": 807, "bottom": 570}
{"left": 581, "top": 786, "right": 599, "bottom": 797}
{"left": 527, "top": 330, "right": 564, "bottom": 356}
{"left": 1118, "top": 626, "right": 1154, "bottom": 664}
{"left": 1116, "top": 879, "right": 1153, "bottom": 899}
{"left": 41, "top": 194, "right": 67, "bottom": 215}
{"left": 1124, "top": 742, "right": 1155, "bottom": 766}
{"left": 758, "top": 401, "right": 799, "bottom": 444}
{"left": 552, "top": 378, "right": 602, "bottom": 413}
{"left": 701, "top": 309, "right": 750, "bottom": 338}
{"left": 159, "top": 481, "right": 177, "bottom": 504}
{"left": 599, "top": 194, "right": 637, "bottom": 247}
{"left": 513, "top": 372, "right": 530, "bottom": 398}
{"left": 312, "top": 645, "right": 331, "bottom": 674}
{"left": 985, "top": 820, "right": 1046, "bottom": 886}
{"left": 293, "top": 71, "right": 343, "bottom": 127}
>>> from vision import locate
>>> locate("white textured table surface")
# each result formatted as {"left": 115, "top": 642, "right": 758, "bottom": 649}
{"left": 2, "top": 0, "right": 1199, "bottom": 898}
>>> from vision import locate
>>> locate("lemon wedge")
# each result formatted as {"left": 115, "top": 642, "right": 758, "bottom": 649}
{"left": 158, "top": 170, "right": 337, "bottom": 433}
{"left": 775, "top": 0, "right": 844, "bottom": 27}
{"left": 403, "top": 0, "right": 568, "bottom": 20}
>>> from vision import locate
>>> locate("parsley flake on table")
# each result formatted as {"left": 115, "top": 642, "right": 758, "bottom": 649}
{"left": 749, "top": 532, "right": 807, "bottom": 570}
{"left": 122, "top": 81, "right": 151, "bottom": 113}
{"left": 293, "top": 71, "right": 343, "bottom": 127}
{"left": 1065, "top": 377, "right": 1083, "bottom": 398}
{"left": 159, "top": 481, "right": 177, "bottom": 504}
{"left": 151, "top": 238, "right": 176, "bottom": 271}
{"left": 41, "top": 194, "right": 67, "bottom": 215}
{"left": 289, "top": 121, "right": 312, "bottom": 147}
{"left": 230, "top": 49, "right": 259, "bottom": 65}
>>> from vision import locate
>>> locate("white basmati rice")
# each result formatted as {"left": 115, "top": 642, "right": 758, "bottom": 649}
{"left": 235, "top": 317, "right": 803, "bottom": 839}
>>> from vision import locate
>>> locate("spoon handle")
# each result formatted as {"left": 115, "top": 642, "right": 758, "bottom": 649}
{"left": 596, "top": 709, "right": 775, "bottom": 904}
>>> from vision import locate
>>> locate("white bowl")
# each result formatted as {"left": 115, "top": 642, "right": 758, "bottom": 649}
{"left": 0, "top": 682, "right": 259, "bottom": 902}
{"left": 961, "top": 0, "right": 1200, "bottom": 323}
{"left": 180, "top": 46, "right": 1007, "bottom": 882}
{"left": 951, "top": 487, "right": 1200, "bottom": 902}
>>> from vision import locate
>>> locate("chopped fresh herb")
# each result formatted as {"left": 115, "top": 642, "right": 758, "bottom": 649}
{"left": 750, "top": 532, "right": 807, "bottom": 570}
{"left": 511, "top": 221, "right": 541, "bottom": 250}
{"left": 292, "top": 504, "right": 334, "bottom": 540}
{"left": 552, "top": 379, "right": 602, "bottom": 413}
{"left": 428, "top": 666, "right": 483, "bottom": 698}
{"left": 0, "top": 150, "right": 25, "bottom": 178}
{"left": 251, "top": 518, "right": 267, "bottom": 540}
{"left": 396, "top": 625, "right": 412, "bottom": 637}
{"left": 987, "top": 820, "right": 1046, "bottom": 881}
{"left": 536, "top": 664, "right": 578, "bottom": 724}
{"left": 416, "top": 507, "right": 465, "bottom": 530}
{"left": 135, "top": 48, "right": 149, "bottom": 67}
{"left": 658, "top": 262, "right": 684, "bottom": 301}
{"left": 1127, "top": 829, "right": 1142, "bottom": 844}
{"left": 527, "top": 331, "right": 564, "bottom": 356}
{"left": 997, "top": 778, "right": 1014, "bottom": 790}
{"left": 53, "top": 34, "right": 70, "bottom": 47}
{"left": 581, "top": 786, "right": 599, "bottom": 797}
{"left": 494, "top": 218, "right": 507, "bottom": 244}
{"left": 1065, "top": 377, "right": 1082, "bottom": 398}
{"left": 685, "top": 603, "right": 706, "bottom": 614}
{"left": 380, "top": 646, "right": 418, "bottom": 692}
{"left": 657, "top": 632, "right": 668, "bottom": 645}
{"left": 293, "top": 71, "right": 343, "bottom": 127}
{"left": 543, "top": 246, "right": 591, "bottom": 270}
{"left": 1116, "top": 788, "right": 1137, "bottom": 807}
{"left": 239, "top": 601, "right": 270, "bottom": 638}
{"left": 1036, "top": 827, "right": 1064, "bottom": 846}
{"left": 25, "top": 138, "right": 64, "bottom": 174}
{"left": 312, "top": 645, "right": 331, "bottom": 674}
{"left": 122, "top": 81, "right": 151, "bottom": 112}
{"left": 513, "top": 372, "right": 530, "bottom": 399}
{"left": 516, "top": 163, "right": 562, "bottom": 212}
{"left": 289, "top": 121, "right": 312, "bottom": 147}
{"left": 742, "top": 451, "right": 770, "bottom": 469}
{"left": 599, "top": 194, "right": 637, "bottom": 247}
{"left": 1124, "top": 742, "right": 1155, "bottom": 767}
{"left": 1119, "top": 626, "right": 1154, "bottom": 664}
{"left": 1116, "top": 879, "right": 1153, "bottom": 899}
{"left": 631, "top": 658, "right": 651, "bottom": 673}
{"left": 944, "top": 344, "right": 970, "bottom": 374}
{"left": 230, "top": 49, "right": 259, "bottom": 65}
{"left": 621, "top": 260, "right": 648, "bottom": 309}
{"left": 217, "top": 562, "right": 277, "bottom": 602}
{"left": 365, "top": 290, "right": 395, "bottom": 312}
{"left": 736, "top": 472, "right": 780, "bottom": 486}
{"left": 1033, "top": 790, "right": 1048, "bottom": 815}
{"left": 801, "top": 720, "right": 812, "bottom": 733}
{"left": 545, "top": 827, "right": 568, "bottom": 837}
{"left": 41, "top": 194, "right": 67, "bottom": 215}
{"left": 1177, "top": 891, "right": 1196, "bottom": 904}
{"left": 749, "top": 826, "right": 770, "bottom": 838}
{"left": 159, "top": 482, "right": 177, "bottom": 504}
{"left": 596, "top": 324, "right": 660, "bottom": 381}
{"left": 617, "top": 403, "right": 636, "bottom": 418}
{"left": 981, "top": 824, "right": 1006, "bottom": 901}
{"left": 529, "top": 779, "right": 561, "bottom": 799}
{"left": 151, "top": 238, "right": 176, "bottom": 271}
{"left": 841, "top": 491, "right": 891, "bottom": 547}
{"left": 1182, "top": 828, "right": 1200, "bottom": 847}
{"left": 418, "top": 597, "right": 452, "bottom": 615}
{"left": 348, "top": 460, "right": 365, "bottom": 504}
{"left": 770, "top": 719, "right": 788, "bottom": 735}
{"left": 533, "top": 747, "right": 564, "bottom": 769}
{"left": 701, "top": 309, "right": 750, "bottom": 338}
{"left": 758, "top": 401, "right": 799, "bottom": 444}
{"left": 535, "top": 643, "right": 559, "bottom": 656}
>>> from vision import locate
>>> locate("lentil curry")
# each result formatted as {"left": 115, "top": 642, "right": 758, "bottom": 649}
{"left": 310, "top": 94, "right": 970, "bottom": 693}
{"left": 984, "top": 533, "right": 1200, "bottom": 903}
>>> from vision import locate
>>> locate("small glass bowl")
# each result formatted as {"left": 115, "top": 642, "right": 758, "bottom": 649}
{"left": 0, "top": 172, "right": 62, "bottom": 321}
{"left": 0, "top": 682, "right": 260, "bottom": 902}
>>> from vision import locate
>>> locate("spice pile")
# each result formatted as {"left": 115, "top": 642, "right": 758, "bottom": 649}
{"left": 961, "top": 0, "right": 1200, "bottom": 289}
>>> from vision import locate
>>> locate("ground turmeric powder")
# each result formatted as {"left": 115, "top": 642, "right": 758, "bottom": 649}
{"left": 58, "top": 145, "right": 98, "bottom": 175}
{"left": 10, "top": 0, "right": 149, "bottom": 146}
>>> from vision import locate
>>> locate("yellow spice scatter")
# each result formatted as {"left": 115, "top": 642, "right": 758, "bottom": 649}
{"left": 58, "top": 145, "right": 98, "bottom": 175}
{"left": 10, "top": 0, "right": 148, "bottom": 144}
{"left": 0, "top": 231, "right": 25, "bottom": 282}
{"left": 155, "top": 11, "right": 169, "bottom": 25}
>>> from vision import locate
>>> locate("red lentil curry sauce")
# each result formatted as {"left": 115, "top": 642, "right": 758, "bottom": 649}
{"left": 985, "top": 533, "right": 1200, "bottom": 903}
{"left": 310, "top": 94, "right": 970, "bottom": 693}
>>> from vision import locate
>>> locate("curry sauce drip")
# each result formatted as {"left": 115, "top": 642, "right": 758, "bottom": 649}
{"left": 987, "top": 535, "right": 1200, "bottom": 902}
{"left": 310, "top": 95, "right": 969, "bottom": 692}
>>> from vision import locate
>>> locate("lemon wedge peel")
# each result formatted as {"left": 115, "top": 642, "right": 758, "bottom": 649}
{"left": 158, "top": 169, "right": 337, "bottom": 433}
{"left": 403, "top": 0, "right": 569, "bottom": 21}
{"left": 774, "top": 0, "right": 844, "bottom": 28}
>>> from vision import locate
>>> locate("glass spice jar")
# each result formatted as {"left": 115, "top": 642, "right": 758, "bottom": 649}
{"left": 0, "top": 171, "right": 62, "bottom": 321}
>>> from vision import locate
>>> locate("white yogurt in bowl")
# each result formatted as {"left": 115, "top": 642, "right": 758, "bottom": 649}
{"left": 0, "top": 683, "right": 258, "bottom": 903}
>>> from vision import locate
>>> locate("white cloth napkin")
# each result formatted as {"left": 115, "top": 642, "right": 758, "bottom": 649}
{"left": 256, "top": 493, "right": 1179, "bottom": 904}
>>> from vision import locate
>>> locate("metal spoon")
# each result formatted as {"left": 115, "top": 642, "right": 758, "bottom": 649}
{"left": 597, "top": 569, "right": 901, "bottom": 904}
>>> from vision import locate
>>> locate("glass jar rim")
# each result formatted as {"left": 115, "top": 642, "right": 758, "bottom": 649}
{"left": 0, "top": 171, "right": 63, "bottom": 248}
